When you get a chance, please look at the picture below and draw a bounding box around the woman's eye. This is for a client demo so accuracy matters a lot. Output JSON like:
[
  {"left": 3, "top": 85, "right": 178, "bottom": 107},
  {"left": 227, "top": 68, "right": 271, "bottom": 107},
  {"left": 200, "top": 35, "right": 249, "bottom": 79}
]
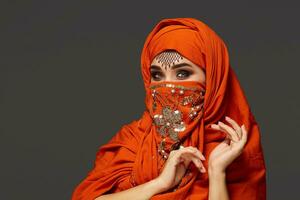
[
  {"left": 176, "top": 70, "right": 191, "bottom": 79},
  {"left": 151, "top": 71, "right": 163, "bottom": 81}
]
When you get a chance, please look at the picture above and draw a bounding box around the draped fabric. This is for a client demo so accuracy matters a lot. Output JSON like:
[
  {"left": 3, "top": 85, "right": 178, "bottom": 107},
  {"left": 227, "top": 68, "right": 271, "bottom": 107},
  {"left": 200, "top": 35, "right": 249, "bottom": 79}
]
[{"left": 71, "top": 18, "right": 266, "bottom": 200}]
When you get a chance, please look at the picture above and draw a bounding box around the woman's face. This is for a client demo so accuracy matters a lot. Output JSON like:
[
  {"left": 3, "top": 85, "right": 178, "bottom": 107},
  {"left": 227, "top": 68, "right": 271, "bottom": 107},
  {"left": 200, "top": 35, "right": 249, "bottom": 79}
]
[{"left": 150, "top": 51, "right": 206, "bottom": 84}]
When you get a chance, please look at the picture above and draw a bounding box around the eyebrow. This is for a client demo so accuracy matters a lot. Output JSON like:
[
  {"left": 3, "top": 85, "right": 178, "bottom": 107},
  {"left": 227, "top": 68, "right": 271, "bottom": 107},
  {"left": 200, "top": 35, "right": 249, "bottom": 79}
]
[{"left": 150, "top": 62, "right": 193, "bottom": 70}]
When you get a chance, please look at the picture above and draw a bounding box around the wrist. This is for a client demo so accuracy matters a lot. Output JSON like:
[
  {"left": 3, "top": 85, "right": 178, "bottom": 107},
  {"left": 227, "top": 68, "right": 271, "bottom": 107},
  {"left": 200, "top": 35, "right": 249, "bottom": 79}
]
[
  {"left": 148, "top": 177, "right": 168, "bottom": 195},
  {"left": 208, "top": 166, "right": 226, "bottom": 179}
]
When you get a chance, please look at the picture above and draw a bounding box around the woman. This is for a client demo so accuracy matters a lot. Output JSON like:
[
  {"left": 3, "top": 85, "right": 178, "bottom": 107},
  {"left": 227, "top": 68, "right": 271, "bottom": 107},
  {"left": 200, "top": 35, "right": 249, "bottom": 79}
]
[{"left": 71, "top": 17, "right": 266, "bottom": 200}]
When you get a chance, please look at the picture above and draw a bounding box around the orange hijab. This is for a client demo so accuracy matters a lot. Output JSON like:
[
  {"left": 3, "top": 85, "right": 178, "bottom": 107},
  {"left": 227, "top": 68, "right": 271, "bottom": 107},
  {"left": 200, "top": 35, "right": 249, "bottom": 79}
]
[{"left": 71, "top": 18, "right": 266, "bottom": 200}]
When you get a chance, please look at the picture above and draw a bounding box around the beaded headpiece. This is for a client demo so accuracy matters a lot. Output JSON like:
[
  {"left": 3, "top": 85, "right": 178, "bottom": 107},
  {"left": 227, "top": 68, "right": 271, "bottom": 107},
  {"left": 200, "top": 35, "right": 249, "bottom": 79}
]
[{"left": 154, "top": 50, "right": 184, "bottom": 70}]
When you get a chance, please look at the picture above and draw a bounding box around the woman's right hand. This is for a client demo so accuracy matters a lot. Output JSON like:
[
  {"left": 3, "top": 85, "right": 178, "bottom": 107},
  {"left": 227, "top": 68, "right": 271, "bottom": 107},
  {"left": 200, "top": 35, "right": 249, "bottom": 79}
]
[{"left": 155, "top": 146, "right": 206, "bottom": 192}]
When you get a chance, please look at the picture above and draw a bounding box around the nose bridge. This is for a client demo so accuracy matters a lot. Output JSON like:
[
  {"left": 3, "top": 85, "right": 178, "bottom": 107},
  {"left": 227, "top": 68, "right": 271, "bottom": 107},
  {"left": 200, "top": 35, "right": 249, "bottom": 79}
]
[
  {"left": 165, "top": 74, "right": 172, "bottom": 81},
  {"left": 164, "top": 68, "right": 173, "bottom": 81}
]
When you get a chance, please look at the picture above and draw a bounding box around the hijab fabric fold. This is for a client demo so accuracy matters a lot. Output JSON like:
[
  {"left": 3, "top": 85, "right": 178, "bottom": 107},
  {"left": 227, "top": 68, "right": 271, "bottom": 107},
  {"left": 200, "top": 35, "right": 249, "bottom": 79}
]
[{"left": 71, "top": 17, "right": 266, "bottom": 200}]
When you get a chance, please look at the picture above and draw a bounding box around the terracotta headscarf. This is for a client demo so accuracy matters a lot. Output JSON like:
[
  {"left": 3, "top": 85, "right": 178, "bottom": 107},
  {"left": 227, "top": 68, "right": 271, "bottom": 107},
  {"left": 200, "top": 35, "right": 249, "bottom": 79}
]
[{"left": 71, "top": 18, "right": 266, "bottom": 200}]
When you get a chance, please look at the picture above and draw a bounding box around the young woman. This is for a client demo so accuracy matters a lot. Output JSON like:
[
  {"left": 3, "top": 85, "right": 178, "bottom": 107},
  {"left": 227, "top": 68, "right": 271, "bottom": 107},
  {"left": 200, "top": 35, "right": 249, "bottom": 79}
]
[{"left": 71, "top": 17, "right": 266, "bottom": 200}]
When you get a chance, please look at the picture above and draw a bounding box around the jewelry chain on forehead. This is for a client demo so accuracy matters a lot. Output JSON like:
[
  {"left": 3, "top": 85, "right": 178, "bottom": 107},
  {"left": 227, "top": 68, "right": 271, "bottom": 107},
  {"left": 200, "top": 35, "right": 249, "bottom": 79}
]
[{"left": 154, "top": 50, "right": 184, "bottom": 70}]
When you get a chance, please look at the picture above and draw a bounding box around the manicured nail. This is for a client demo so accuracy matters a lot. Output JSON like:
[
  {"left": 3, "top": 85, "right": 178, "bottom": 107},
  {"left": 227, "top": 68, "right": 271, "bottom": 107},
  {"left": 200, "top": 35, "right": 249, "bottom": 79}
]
[
  {"left": 211, "top": 124, "right": 217, "bottom": 128},
  {"left": 200, "top": 154, "right": 206, "bottom": 160},
  {"left": 201, "top": 166, "right": 206, "bottom": 173}
]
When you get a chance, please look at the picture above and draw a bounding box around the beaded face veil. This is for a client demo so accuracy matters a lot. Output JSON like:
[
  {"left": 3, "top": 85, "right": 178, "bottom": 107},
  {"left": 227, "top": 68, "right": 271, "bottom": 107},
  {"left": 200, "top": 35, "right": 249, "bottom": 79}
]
[{"left": 148, "top": 50, "right": 206, "bottom": 162}]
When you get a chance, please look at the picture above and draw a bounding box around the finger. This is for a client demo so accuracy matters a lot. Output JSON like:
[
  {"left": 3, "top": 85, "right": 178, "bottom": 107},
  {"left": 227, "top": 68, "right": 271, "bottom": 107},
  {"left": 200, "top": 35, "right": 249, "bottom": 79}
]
[
  {"left": 215, "top": 121, "right": 236, "bottom": 140},
  {"left": 211, "top": 124, "right": 233, "bottom": 140},
  {"left": 187, "top": 146, "right": 206, "bottom": 161},
  {"left": 222, "top": 136, "right": 231, "bottom": 145},
  {"left": 211, "top": 124, "right": 228, "bottom": 135},
  {"left": 211, "top": 123, "right": 221, "bottom": 130},
  {"left": 181, "top": 146, "right": 205, "bottom": 161},
  {"left": 241, "top": 124, "right": 248, "bottom": 145},
  {"left": 225, "top": 116, "right": 242, "bottom": 139},
  {"left": 190, "top": 155, "right": 206, "bottom": 173},
  {"left": 218, "top": 121, "right": 240, "bottom": 142},
  {"left": 180, "top": 151, "right": 206, "bottom": 173},
  {"left": 179, "top": 148, "right": 204, "bottom": 166}
]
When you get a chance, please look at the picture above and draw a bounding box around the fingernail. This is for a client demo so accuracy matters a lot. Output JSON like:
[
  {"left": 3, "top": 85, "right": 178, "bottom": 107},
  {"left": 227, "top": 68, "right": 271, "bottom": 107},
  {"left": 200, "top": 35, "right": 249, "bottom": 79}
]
[
  {"left": 225, "top": 116, "right": 230, "bottom": 120},
  {"left": 201, "top": 166, "right": 206, "bottom": 173},
  {"left": 211, "top": 124, "right": 217, "bottom": 128}
]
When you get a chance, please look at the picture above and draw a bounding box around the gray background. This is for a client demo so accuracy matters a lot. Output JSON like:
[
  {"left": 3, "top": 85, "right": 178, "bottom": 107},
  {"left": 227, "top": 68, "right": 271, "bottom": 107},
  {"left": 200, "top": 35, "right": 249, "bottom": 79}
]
[{"left": 1, "top": 0, "right": 299, "bottom": 199}]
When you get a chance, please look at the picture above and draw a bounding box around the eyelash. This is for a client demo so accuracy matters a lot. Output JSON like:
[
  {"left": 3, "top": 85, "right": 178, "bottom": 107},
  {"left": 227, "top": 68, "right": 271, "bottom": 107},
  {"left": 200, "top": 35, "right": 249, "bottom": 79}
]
[
  {"left": 150, "top": 70, "right": 192, "bottom": 81},
  {"left": 151, "top": 71, "right": 163, "bottom": 81},
  {"left": 177, "top": 70, "right": 192, "bottom": 79}
]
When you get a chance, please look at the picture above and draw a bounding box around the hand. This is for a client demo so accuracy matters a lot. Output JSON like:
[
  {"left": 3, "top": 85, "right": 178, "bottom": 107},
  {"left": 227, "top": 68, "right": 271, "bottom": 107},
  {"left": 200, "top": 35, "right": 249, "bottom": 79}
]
[
  {"left": 155, "top": 146, "right": 206, "bottom": 192},
  {"left": 208, "top": 116, "right": 248, "bottom": 174}
]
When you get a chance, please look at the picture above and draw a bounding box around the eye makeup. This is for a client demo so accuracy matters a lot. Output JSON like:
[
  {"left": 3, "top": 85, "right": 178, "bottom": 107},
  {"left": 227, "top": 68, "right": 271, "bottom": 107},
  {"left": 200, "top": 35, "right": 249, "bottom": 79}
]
[
  {"left": 150, "top": 66, "right": 195, "bottom": 81},
  {"left": 151, "top": 70, "right": 164, "bottom": 81},
  {"left": 175, "top": 69, "right": 194, "bottom": 80}
]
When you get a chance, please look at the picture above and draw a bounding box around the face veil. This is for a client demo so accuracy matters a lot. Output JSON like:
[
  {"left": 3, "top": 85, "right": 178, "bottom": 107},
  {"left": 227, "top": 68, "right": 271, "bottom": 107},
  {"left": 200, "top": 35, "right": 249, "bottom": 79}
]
[
  {"left": 71, "top": 18, "right": 266, "bottom": 200},
  {"left": 148, "top": 80, "right": 205, "bottom": 161}
]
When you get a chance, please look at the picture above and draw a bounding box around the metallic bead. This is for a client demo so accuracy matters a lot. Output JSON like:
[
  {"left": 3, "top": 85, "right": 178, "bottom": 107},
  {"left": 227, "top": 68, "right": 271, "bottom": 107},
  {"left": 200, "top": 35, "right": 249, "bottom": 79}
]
[
  {"left": 193, "top": 111, "right": 197, "bottom": 115},
  {"left": 171, "top": 89, "right": 176, "bottom": 94},
  {"left": 179, "top": 90, "right": 184, "bottom": 95}
]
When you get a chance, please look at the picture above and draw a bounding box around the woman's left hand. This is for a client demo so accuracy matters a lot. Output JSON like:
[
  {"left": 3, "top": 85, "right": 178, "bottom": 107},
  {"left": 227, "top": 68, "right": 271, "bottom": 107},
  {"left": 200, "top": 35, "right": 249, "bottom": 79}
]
[{"left": 208, "top": 116, "right": 248, "bottom": 174}]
